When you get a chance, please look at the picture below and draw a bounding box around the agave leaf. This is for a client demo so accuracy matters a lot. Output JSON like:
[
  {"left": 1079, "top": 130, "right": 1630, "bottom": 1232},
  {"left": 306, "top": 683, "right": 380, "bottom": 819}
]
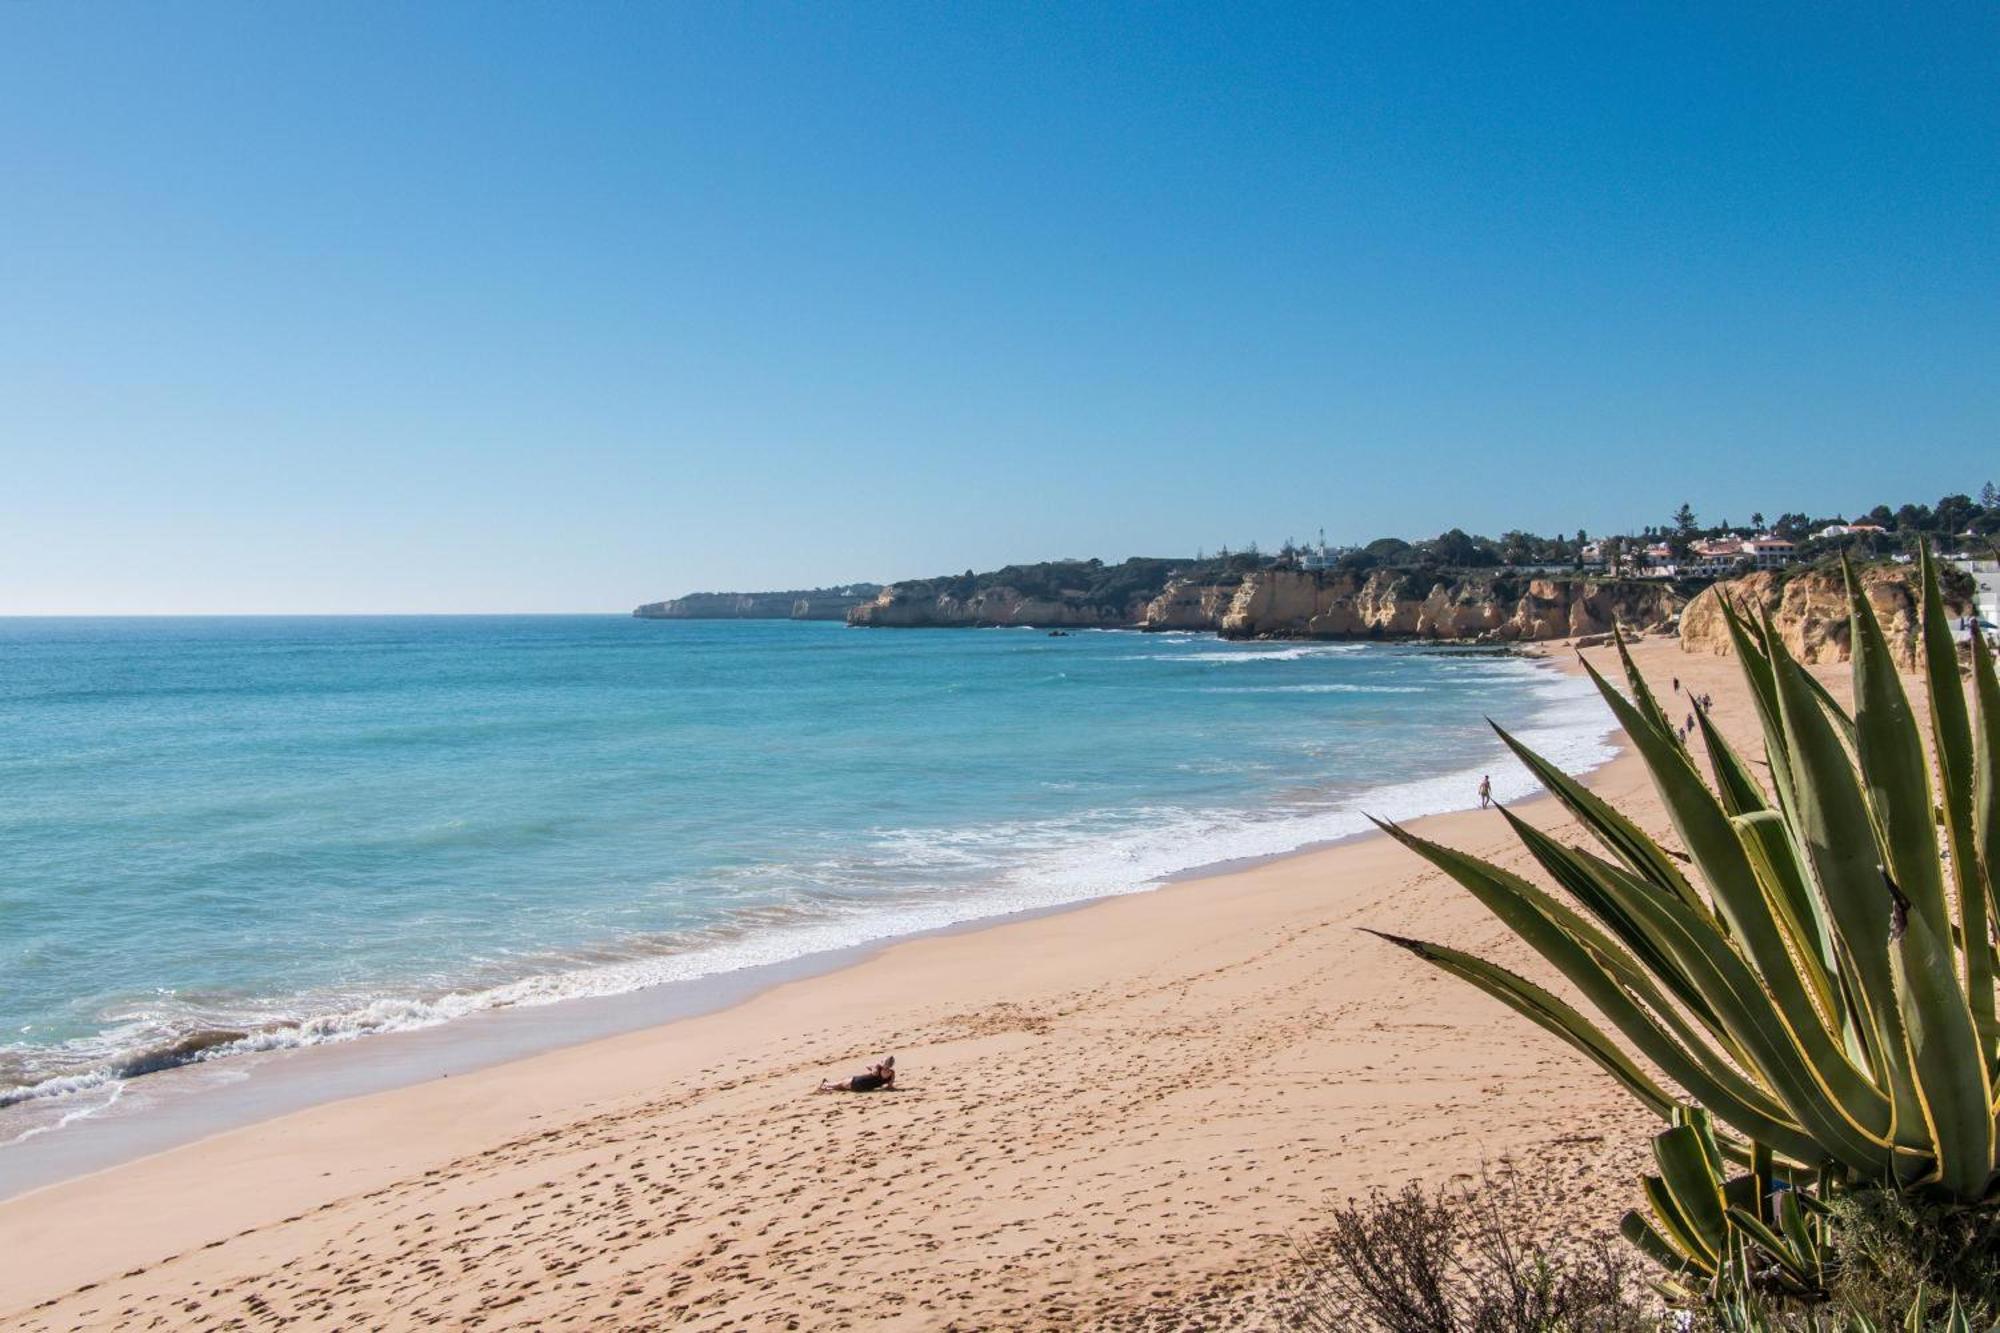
[
  {"left": 1718, "top": 593, "right": 1778, "bottom": 718},
  {"left": 1373, "top": 821, "right": 1828, "bottom": 1160},
  {"left": 1374, "top": 850, "right": 1828, "bottom": 1160},
  {"left": 1722, "top": 1205, "right": 1811, "bottom": 1286},
  {"left": 1578, "top": 655, "right": 1893, "bottom": 1151},
  {"left": 1694, "top": 704, "right": 1771, "bottom": 818},
  {"left": 1750, "top": 1138, "right": 1774, "bottom": 1222},
  {"left": 1496, "top": 806, "right": 1731, "bottom": 1044},
  {"left": 1621, "top": 1208, "right": 1703, "bottom": 1279},
  {"left": 1768, "top": 621, "right": 1929, "bottom": 1157},
  {"left": 1359, "top": 929, "right": 1679, "bottom": 1122},
  {"left": 1498, "top": 809, "right": 1862, "bottom": 1132},
  {"left": 1491, "top": 720, "right": 1702, "bottom": 910},
  {"left": 1800, "top": 660, "right": 1861, "bottom": 754},
  {"left": 1919, "top": 544, "right": 1982, "bottom": 923},
  {"left": 1655, "top": 1120, "right": 1729, "bottom": 1262},
  {"left": 1682, "top": 1103, "right": 1729, "bottom": 1187},
  {"left": 1775, "top": 1189, "right": 1822, "bottom": 1285},
  {"left": 1539, "top": 810, "right": 1896, "bottom": 1172},
  {"left": 1614, "top": 626, "right": 1678, "bottom": 742},
  {"left": 1848, "top": 557, "right": 1951, "bottom": 946},
  {"left": 1973, "top": 631, "right": 2000, "bottom": 1054},
  {"left": 1435, "top": 804, "right": 1885, "bottom": 1165},
  {"left": 1732, "top": 809, "right": 1844, "bottom": 1036},
  {"left": 1643, "top": 1171, "right": 1717, "bottom": 1271},
  {"left": 1887, "top": 874, "right": 1997, "bottom": 1199}
]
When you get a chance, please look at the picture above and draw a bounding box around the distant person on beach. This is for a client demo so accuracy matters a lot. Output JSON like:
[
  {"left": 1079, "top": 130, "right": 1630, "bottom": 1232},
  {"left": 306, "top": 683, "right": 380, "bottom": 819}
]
[
  {"left": 1478, "top": 775, "right": 1492, "bottom": 809},
  {"left": 817, "top": 1055, "right": 895, "bottom": 1093}
]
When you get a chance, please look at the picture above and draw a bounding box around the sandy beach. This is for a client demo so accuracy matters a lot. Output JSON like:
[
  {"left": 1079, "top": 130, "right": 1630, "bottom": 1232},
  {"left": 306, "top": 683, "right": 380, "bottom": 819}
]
[{"left": 0, "top": 636, "right": 1826, "bottom": 1330}]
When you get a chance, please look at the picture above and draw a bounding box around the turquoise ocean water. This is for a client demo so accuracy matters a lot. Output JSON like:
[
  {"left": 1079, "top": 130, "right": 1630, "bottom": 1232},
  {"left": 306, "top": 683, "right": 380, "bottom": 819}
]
[{"left": 0, "top": 616, "right": 1612, "bottom": 1144}]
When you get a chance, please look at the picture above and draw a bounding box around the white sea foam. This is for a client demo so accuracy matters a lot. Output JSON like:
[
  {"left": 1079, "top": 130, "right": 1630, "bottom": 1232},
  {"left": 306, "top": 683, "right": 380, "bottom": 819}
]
[
  {"left": 2, "top": 1080, "right": 124, "bottom": 1147},
  {"left": 1147, "top": 644, "right": 1373, "bottom": 663},
  {"left": 1199, "top": 683, "right": 1430, "bottom": 694}
]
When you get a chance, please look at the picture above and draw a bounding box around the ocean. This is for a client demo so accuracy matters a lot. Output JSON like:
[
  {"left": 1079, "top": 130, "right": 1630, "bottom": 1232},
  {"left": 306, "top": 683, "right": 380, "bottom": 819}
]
[{"left": 0, "top": 615, "right": 1613, "bottom": 1154}]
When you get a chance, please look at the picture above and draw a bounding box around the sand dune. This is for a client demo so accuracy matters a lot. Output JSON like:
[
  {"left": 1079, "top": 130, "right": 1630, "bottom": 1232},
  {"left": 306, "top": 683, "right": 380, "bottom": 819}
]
[{"left": 0, "top": 637, "right": 1817, "bottom": 1330}]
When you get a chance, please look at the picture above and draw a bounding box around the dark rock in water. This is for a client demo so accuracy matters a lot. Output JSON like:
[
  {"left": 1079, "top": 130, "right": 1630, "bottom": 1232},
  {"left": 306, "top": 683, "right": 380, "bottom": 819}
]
[{"left": 113, "top": 1028, "right": 251, "bottom": 1079}]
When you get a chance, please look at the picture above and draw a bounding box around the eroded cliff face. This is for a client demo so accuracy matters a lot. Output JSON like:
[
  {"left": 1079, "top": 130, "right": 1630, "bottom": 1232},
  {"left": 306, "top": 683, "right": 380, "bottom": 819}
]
[
  {"left": 1189, "top": 569, "right": 1682, "bottom": 641},
  {"left": 1679, "top": 566, "right": 1963, "bottom": 665},
  {"left": 1136, "top": 579, "right": 1241, "bottom": 631},
  {"left": 850, "top": 567, "right": 1682, "bottom": 641}
]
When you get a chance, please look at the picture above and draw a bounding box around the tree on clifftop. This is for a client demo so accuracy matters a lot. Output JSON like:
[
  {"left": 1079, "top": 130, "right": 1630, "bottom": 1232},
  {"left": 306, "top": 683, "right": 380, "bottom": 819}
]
[
  {"left": 1667, "top": 503, "right": 1698, "bottom": 559},
  {"left": 1422, "top": 528, "right": 1499, "bottom": 568},
  {"left": 1934, "top": 493, "right": 1978, "bottom": 535}
]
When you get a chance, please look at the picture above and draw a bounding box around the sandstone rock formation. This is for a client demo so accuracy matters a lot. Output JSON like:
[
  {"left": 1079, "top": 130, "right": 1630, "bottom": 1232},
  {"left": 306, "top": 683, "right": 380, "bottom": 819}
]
[
  {"left": 1191, "top": 569, "right": 1681, "bottom": 642},
  {"left": 1679, "top": 565, "right": 1966, "bottom": 665}
]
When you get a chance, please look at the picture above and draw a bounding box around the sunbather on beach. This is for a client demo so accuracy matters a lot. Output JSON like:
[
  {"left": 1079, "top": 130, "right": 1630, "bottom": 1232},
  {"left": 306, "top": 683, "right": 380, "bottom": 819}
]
[{"left": 817, "top": 1055, "right": 895, "bottom": 1093}]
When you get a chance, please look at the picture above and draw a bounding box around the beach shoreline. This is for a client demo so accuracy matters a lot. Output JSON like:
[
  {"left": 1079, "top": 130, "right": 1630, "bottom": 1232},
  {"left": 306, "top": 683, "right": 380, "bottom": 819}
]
[
  {"left": 0, "top": 641, "right": 1609, "bottom": 1200},
  {"left": 0, "top": 633, "right": 1773, "bottom": 1330}
]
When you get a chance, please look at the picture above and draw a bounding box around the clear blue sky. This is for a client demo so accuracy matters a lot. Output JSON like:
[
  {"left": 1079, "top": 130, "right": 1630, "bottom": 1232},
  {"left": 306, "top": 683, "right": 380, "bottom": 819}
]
[{"left": 4, "top": 3, "right": 1995, "bottom": 613}]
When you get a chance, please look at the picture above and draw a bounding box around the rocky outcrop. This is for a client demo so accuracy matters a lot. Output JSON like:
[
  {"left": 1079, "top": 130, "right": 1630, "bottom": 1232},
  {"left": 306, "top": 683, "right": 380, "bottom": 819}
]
[
  {"left": 1680, "top": 566, "right": 1967, "bottom": 664},
  {"left": 1128, "top": 579, "right": 1239, "bottom": 631},
  {"left": 635, "top": 587, "right": 880, "bottom": 620},
  {"left": 851, "top": 566, "right": 1683, "bottom": 641}
]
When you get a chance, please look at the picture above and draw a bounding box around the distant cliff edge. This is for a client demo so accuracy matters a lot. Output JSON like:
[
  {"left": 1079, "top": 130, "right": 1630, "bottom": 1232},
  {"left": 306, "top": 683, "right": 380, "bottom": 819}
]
[
  {"left": 634, "top": 586, "right": 882, "bottom": 620},
  {"left": 846, "top": 559, "right": 1687, "bottom": 642},
  {"left": 643, "top": 559, "right": 1974, "bottom": 658}
]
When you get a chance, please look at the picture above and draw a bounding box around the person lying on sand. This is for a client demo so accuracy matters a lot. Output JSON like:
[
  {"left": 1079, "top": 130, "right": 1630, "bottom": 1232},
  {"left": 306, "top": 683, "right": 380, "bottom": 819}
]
[{"left": 816, "top": 1055, "right": 895, "bottom": 1093}]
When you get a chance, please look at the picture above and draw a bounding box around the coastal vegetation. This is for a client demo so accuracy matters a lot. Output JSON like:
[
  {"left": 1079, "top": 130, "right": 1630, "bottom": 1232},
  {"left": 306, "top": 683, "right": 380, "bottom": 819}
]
[
  {"left": 1281, "top": 1174, "right": 1652, "bottom": 1332},
  {"left": 1369, "top": 546, "right": 2000, "bottom": 1328},
  {"left": 872, "top": 553, "right": 1267, "bottom": 617}
]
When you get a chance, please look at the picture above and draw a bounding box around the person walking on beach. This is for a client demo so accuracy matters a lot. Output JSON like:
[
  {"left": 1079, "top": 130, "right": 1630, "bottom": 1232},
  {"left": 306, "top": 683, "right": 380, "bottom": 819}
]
[
  {"left": 1478, "top": 775, "right": 1492, "bottom": 809},
  {"left": 817, "top": 1055, "right": 896, "bottom": 1093}
]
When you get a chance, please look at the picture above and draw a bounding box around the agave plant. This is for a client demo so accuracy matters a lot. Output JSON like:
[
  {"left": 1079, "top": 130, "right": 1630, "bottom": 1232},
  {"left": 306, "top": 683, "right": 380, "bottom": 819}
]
[
  {"left": 1370, "top": 547, "right": 1998, "bottom": 1234},
  {"left": 1617, "top": 1104, "right": 1833, "bottom": 1304}
]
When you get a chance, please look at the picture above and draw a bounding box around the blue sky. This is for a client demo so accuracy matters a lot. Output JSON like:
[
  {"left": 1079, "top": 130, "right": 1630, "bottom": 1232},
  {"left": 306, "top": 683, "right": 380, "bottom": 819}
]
[{"left": 4, "top": 3, "right": 1995, "bottom": 613}]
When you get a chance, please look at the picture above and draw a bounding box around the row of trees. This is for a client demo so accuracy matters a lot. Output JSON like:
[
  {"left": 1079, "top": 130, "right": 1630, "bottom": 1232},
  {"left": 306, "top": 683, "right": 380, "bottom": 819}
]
[{"left": 1240, "top": 486, "right": 2000, "bottom": 575}]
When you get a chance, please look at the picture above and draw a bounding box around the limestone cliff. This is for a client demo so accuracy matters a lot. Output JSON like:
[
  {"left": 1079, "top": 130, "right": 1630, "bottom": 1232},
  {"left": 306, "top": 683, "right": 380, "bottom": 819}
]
[
  {"left": 846, "top": 585, "right": 1153, "bottom": 629},
  {"left": 635, "top": 587, "right": 880, "bottom": 620},
  {"left": 851, "top": 566, "right": 1683, "bottom": 641},
  {"left": 1140, "top": 579, "right": 1241, "bottom": 631},
  {"left": 1181, "top": 569, "right": 1682, "bottom": 641},
  {"left": 1679, "top": 565, "right": 1968, "bottom": 664}
]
